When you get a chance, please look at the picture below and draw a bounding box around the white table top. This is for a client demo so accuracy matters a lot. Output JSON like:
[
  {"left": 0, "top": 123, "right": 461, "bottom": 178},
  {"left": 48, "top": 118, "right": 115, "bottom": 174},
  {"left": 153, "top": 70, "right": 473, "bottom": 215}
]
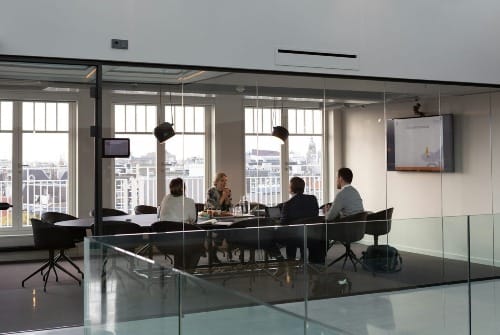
[
  {"left": 55, "top": 214, "right": 159, "bottom": 228},
  {"left": 54, "top": 213, "right": 251, "bottom": 228}
]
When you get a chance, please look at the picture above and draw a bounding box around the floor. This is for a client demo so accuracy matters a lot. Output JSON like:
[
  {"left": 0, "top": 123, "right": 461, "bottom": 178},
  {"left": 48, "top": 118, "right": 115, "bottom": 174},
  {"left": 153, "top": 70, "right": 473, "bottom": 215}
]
[
  {"left": 13, "top": 280, "right": 500, "bottom": 335},
  {"left": 1, "top": 244, "right": 499, "bottom": 335}
]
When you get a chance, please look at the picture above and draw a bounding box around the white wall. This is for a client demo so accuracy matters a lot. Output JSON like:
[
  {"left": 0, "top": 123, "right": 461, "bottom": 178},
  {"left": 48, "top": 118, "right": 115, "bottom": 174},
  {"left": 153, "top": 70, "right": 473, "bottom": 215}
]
[
  {"left": 343, "top": 91, "right": 500, "bottom": 264},
  {"left": 213, "top": 95, "right": 245, "bottom": 202},
  {"left": 2, "top": 1, "right": 500, "bottom": 84}
]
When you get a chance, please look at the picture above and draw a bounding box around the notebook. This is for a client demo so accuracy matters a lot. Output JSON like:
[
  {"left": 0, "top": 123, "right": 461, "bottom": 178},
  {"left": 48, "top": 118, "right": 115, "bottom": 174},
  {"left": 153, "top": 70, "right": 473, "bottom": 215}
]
[{"left": 265, "top": 206, "right": 281, "bottom": 219}]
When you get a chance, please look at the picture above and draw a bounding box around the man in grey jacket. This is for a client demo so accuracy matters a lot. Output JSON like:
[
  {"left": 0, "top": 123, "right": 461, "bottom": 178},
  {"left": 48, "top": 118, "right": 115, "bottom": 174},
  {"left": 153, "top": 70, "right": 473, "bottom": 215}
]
[{"left": 325, "top": 167, "right": 364, "bottom": 221}]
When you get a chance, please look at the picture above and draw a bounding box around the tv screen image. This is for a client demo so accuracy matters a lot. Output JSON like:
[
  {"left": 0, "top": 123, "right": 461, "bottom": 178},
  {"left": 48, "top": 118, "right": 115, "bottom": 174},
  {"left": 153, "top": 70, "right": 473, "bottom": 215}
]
[
  {"left": 387, "top": 115, "right": 454, "bottom": 172},
  {"left": 102, "top": 138, "right": 130, "bottom": 158}
]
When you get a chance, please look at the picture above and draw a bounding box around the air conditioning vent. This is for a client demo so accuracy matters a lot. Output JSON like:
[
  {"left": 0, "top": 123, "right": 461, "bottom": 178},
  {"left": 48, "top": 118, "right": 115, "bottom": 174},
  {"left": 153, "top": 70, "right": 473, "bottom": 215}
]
[{"left": 275, "top": 48, "right": 359, "bottom": 71}]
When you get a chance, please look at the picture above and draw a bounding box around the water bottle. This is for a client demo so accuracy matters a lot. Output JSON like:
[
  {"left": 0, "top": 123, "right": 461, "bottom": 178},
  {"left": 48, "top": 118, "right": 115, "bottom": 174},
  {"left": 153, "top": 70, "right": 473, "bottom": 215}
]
[{"left": 241, "top": 196, "right": 249, "bottom": 214}]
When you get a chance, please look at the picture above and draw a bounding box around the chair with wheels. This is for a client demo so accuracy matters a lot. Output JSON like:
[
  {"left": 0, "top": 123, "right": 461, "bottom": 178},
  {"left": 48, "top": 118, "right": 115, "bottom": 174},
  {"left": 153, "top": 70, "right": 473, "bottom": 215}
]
[
  {"left": 22, "top": 218, "right": 81, "bottom": 292},
  {"left": 326, "top": 212, "right": 368, "bottom": 271},
  {"left": 134, "top": 205, "right": 158, "bottom": 215},
  {"left": 41, "top": 211, "right": 84, "bottom": 278},
  {"left": 365, "top": 208, "right": 394, "bottom": 246}
]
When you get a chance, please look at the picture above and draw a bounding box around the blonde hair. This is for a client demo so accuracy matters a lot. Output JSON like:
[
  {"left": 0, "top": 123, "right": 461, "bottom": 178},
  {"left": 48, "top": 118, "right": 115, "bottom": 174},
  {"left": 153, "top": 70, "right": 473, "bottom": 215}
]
[{"left": 213, "top": 172, "right": 227, "bottom": 186}]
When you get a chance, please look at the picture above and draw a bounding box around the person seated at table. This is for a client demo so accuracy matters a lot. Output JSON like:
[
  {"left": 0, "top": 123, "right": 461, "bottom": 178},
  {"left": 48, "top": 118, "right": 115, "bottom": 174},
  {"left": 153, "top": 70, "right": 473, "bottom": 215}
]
[
  {"left": 159, "top": 178, "right": 197, "bottom": 223},
  {"left": 324, "top": 167, "right": 364, "bottom": 221},
  {"left": 206, "top": 172, "right": 232, "bottom": 211},
  {"left": 280, "top": 177, "right": 319, "bottom": 261}
]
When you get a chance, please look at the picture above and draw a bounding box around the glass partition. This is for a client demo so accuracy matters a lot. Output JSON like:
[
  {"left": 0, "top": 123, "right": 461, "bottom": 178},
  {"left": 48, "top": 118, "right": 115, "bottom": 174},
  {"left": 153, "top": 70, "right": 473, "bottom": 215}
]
[
  {"left": 85, "top": 212, "right": 500, "bottom": 335},
  {"left": 1, "top": 57, "right": 499, "bottom": 335},
  {"left": 85, "top": 233, "right": 344, "bottom": 335}
]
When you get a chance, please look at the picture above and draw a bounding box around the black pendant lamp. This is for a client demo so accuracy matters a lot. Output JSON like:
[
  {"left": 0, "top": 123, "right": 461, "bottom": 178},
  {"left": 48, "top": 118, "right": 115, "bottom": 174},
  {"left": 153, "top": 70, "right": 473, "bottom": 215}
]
[
  {"left": 154, "top": 87, "right": 175, "bottom": 143},
  {"left": 0, "top": 202, "right": 12, "bottom": 210},
  {"left": 271, "top": 97, "right": 288, "bottom": 143},
  {"left": 272, "top": 125, "right": 289, "bottom": 143},
  {"left": 154, "top": 122, "right": 175, "bottom": 143}
]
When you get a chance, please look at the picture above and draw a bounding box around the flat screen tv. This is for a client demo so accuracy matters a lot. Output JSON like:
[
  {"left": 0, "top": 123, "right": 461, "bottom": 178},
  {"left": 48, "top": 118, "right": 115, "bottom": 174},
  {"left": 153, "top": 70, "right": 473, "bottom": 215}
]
[
  {"left": 387, "top": 114, "right": 454, "bottom": 172},
  {"left": 102, "top": 138, "right": 130, "bottom": 158}
]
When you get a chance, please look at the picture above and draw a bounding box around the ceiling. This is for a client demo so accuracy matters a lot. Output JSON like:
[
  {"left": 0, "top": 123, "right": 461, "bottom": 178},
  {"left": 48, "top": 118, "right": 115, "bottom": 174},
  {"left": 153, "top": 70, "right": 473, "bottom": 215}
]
[{"left": 0, "top": 61, "right": 496, "bottom": 107}]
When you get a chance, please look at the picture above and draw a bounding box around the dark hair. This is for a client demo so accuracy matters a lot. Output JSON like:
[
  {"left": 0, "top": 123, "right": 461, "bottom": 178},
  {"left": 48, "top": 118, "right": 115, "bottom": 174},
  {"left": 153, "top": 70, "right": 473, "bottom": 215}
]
[
  {"left": 338, "top": 168, "right": 353, "bottom": 184},
  {"left": 290, "top": 177, "right": 305, "bottom": 194},
  {"left": 169, "top": 178, "right": 184, "bottom": 197}
]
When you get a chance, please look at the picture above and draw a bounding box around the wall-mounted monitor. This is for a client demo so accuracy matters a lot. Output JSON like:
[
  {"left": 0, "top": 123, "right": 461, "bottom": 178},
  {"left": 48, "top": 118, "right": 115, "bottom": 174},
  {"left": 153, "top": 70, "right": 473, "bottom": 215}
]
[
  {"left": 102, "top": 138, "right": 130, "bottom": 158},
  {"left": 387, "top": 114, "right": 454, "bottom": 172}
]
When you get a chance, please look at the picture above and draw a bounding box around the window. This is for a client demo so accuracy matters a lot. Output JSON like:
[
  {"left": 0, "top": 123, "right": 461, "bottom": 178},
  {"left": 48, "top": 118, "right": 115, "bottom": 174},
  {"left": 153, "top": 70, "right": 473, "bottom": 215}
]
[
  {"left": 0, "top": 101, "right": 13, "bottom": 228},
  {"left": 244, "top": 105, "right": 324, "bottom": 206},
  {"left": 164, "top": 105, "right": 206, "bottom": 203},
  {"left": 244, "top": 107, "right": 282, "bottom": 206},
  {"left": 114, "top": 104, "right": 158, "bottom": 212},
  {"left": 288, "top": 108, "right": 323, "bottom": 204},
  {"left": 22, "top": 102, "right": 71, "bottom": 226}
]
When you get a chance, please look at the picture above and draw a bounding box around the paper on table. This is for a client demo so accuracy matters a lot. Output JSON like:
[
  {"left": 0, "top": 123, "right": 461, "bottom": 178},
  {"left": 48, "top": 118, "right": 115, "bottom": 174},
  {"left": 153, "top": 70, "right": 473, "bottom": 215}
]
[
  {"left": 213, "top": 221, "right": 233, "bottom": 226},
  {"left": 199, "top": 218, "right": 217, "bottom": 224}
]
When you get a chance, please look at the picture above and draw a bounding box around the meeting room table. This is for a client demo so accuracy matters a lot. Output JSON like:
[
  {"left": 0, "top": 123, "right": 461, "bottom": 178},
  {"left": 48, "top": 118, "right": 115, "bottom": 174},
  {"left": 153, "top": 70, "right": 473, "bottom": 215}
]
[
  {"left": 54, "top": 213, "right": 256, "bottom": 229},
  {"left": 54, "top": 213, "right": 260, "bottom": 267}
]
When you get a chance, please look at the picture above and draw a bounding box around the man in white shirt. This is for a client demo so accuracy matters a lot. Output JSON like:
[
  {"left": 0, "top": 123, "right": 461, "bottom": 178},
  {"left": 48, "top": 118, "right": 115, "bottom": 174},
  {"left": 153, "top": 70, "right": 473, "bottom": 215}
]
[{"left": 325, "top": 168, "right": 364, "bottom": 222}]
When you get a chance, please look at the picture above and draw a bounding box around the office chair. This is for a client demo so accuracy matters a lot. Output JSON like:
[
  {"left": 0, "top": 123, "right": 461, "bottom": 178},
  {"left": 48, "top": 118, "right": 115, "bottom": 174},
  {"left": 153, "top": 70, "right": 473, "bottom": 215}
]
[
  {"left": 22, "top": 218, "right": 81, "bottom": 292},
  {"left": 326, "top": 212, "right": 368, "bottom": 271},
  {"left": 195, "top": 203, "right": 205, "bottom": 212},
  {"left": 99, "top": 220, "right": 147, "bottom": 287},
  {"left": 40, "top": 211, "right": 84, "bottom": 278},
  {"left": 91, "top": 208, "right": 128, "bottom": 217},
  {"left": 365, "top": 208, "right": 394, "bottom": 246},
  {"left": 285, "top": 216, "right": 327, "bottom": 265},
  {"left": 150, "top": 221, "right": 206, "bottom": 271},
  {"left": 134, "top": 205, "right": 157, "bottom": 215},
  {"left": 225, "top": 218, "right": 279, "bottom": 263}
]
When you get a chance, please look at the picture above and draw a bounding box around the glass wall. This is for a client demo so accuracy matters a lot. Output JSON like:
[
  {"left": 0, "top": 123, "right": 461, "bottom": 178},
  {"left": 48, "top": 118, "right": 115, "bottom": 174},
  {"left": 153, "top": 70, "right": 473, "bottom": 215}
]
[{"left": 0, "top": 57, "right": 500, "bottom": 334}]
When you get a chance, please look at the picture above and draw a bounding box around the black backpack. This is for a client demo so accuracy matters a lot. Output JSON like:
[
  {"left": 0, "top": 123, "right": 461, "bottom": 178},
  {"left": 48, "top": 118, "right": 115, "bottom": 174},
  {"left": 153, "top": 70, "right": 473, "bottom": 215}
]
[{"left": 361, "top": 245, "right": 402, "bottom": 273}]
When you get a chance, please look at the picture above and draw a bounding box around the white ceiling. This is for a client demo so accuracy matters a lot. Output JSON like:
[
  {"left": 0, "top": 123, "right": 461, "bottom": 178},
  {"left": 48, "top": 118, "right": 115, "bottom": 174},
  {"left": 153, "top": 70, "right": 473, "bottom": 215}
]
[{"left": 0, "top": 62, "right": 496, "bottom": 106}]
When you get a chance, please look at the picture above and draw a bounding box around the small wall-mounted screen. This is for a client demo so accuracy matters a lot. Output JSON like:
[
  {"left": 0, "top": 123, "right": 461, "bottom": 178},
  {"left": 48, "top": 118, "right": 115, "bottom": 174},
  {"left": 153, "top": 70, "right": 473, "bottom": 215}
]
[{"left": 102, "top": 138, "right": 130, "bottom": 158}]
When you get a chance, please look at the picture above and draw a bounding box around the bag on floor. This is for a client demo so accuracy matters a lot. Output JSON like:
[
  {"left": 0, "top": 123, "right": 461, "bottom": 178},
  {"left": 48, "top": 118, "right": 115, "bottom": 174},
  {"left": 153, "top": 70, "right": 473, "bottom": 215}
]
[{"left": 361, "top": 245, "right": 402, "bottom": 273}]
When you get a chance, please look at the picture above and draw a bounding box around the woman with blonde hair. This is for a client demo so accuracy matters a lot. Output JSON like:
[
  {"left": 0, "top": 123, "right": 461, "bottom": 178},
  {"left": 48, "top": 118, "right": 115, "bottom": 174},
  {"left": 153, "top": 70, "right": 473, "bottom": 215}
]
[{"left": 206, "top": 172, "right": 232, "bottom": 211}]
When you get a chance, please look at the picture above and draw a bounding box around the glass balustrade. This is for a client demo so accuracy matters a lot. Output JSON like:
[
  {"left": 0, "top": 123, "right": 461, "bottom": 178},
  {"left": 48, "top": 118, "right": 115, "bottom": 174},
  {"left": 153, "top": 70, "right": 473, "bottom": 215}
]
[{"left": 85, "top": 214, "right": 500, "bottom": 335}]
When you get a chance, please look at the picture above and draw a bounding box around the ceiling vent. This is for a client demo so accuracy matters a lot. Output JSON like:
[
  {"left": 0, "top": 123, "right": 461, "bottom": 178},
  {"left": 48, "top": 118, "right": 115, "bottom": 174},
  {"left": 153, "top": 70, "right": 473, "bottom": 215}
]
[{"left": 275, "top": 48, "right": 359, "bottom": 71}]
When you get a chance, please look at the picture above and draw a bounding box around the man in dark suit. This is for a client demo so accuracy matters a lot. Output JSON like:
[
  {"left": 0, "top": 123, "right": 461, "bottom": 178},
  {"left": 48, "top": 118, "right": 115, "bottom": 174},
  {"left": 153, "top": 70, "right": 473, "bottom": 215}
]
[{"left": 281, "top": 177, "right": 319, "bottom": 261}]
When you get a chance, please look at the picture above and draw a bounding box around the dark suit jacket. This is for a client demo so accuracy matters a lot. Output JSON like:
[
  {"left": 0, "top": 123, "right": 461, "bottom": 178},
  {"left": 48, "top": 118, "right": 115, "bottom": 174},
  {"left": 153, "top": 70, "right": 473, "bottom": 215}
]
[{"left": 280, "top": 193, "right": 319, "bottom": 225}]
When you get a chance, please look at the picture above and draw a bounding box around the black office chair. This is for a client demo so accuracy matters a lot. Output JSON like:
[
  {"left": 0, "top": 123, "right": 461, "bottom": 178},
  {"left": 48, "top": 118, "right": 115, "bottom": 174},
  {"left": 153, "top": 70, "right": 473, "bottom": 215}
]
[
  {"left": 98, "top": 220, "right": 147, "bottom": 286},
  {"left": 195, "top": 203, "right": 205, "bottom": 213},
  {"left": 365, "top": 208, "right": 394, "bottom": 246},
  {"left": 22, "top": 218, "right": 81, "bottom": 291},
  {"left": 91, "top": 208, "right": 128, "bottom": 217},
  {"left": 134, "top": 205, "right": 157, "bottom": 215},
  {"left": 326, "top": 212, "right": 368, "bottom": 271},
  {"left": 40, "top": 211, "right": 84, "bottom": 278},
  {"left": 285, "top": 216, "right": 327, "bottom": 264},
  {"left": 150, "top": 221, "right": 206, "bottom": 270},
  {"left": 225, "top": 218, "right": 279, "bottom": 263}
]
